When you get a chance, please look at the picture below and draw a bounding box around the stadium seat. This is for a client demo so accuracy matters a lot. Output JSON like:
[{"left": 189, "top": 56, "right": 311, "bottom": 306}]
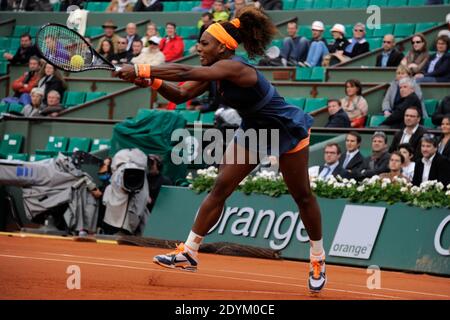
[
  {"left": 199, "top": 112, "right": 216, "bottom": 125},
  {"left": 414, "top": 22, "right": 437, "bottom": 33},
  {"left": 407, "top": 0, "right": 424, "bottom": 6},
  {"left": 6, "top": 153, "right": 28, "bottom": 161},
  {"left": 313, "top": 0, "right": 331, "bottom": 9},
  {"left": 184, "top": 39, "right": 197, "bottom": 55},
  {"left": 179, "top": 110, "right": 200, "bottom": 124},
  {"left": 28, "top": 26, "right": 39, "bottom": 37},
  {"left": 424, "top": 99, "right": 438, "bottom": 116},
  {"left": 85, "top": 92, "right": 107, "bottom": 102},
  {"left": 369, "top": 0, "right": 388, "bottom": 6},
  {"left": 35, "top": 136, "right": 69, "bottom": 156},
  {"left": 0, "top": 134, "right": 24, "bottom": 158},
  {"left": 271, "top": 39, "right": 283, "bottom": 48},
  {"left": 295, "top": 67, "right": 312, "bottom": 81},
  {"left": 295, "top": 0, "right": 314, "bottom": 9},
  {"left": 175, "top": 103, "right": 187, "bottom": 110},
  {"left": 9, "top": 38, "right": 20, "bottom": 52},
  {"left": 164, "top": 2, "right": 179, "bottom": 11},
  {"left": 85, "top": 26, "right": 104, "bottom": 38},
  {"left": 424, "top": 117, "right": 435, "bottom": 129},
  {"left": 0, "top": 62, "right": 8, "bottom": 75},
  {"left": 29, "top": 154, "right": 52, "bottom": 161},
  {"left": 0, "top": 37, "right": 10, "bottom": 48},
  {"left": 178, "top": 26, "right": 197, "bottom": 39},
  {"left": 331, "top": 0, "right": 350, "bottom": 8},
  {"left": 368, "top": 115, "right": 386, "bottom": 127},
  {"left": 349, "top": 0, "right": 368, "bottom": 7},
  {"left": 387, "top": 0, "right": 408, "bottom": 6},
  {"left": 179, "top": 1, "right": 195, "bottom": 11},
  {"left": 393, "top": 23, "right": 415, "bottom": 38},
  {"left": 0, "top": 102, "right": 8, "bottom": 113},
  {"left": 65, "top": 137, "right": 92, "bottom": 154},
  {"left": 297, "top": 25, "right": 311, "bottom": 38},
  {"left": 12, "top": 25, "right": 29, "bottom": 37},
  {"left": 285, "top": 97, "right": 306, "bottom": 109},
  {"left": 283, "top": 0, "right": 297, "bottom": 10},
  {"left": 90, "top": 138, "right": 111, "bottom": 152},
  {"left": 372, "top": 24, "right": 394, "bottom": 37},
  {"left": 367, "top": 38, "right": 382, "bottom": 50},
  {"left": 310, "top": 67, "right": 326, "bottom": 82},
  {"left": 64, "top": 92, "right": 86, "bottom": 107},
  {"left": 304, "top": 98, "right": 328, "bottom": 113},
  {"left": 7, "top": 103, "right": 24, "bottom": 114}
]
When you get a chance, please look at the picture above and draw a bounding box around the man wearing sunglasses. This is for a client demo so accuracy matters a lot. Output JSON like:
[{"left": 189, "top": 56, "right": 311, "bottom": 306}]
[
  {"left": 376, "top": 34, "right": 404, "bottom": 68},
  {"left": 343, "top": 23, "right": 369, "bottom": 59}
]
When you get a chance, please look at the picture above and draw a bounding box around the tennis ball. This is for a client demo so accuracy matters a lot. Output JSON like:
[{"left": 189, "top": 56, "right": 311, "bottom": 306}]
[{"left": 70, "top": 54, "right": 84, "bottom": 68}]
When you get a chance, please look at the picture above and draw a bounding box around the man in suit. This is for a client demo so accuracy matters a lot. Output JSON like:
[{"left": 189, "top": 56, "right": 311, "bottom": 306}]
[
  {"left": 309, "top": 143, "right": 345, "bottom": 180},
  {"left": 357, "top": 131, "right": 391, "bottom": 180},
  {"left": 125, "top": 23, "right": 141, "bottom": 52},
  {"left": 375, "top": 34, "right": 404, "bottom": 68},
  {"left": 415, "top": 35, "right": 450, "bottom": 83},
  {"left": 412, "top": 134, "right": 450, "bottom": 186},
  {"left": 341, "top": 131, "right": 364, "bottom": 178},
  {"left": 389, "top": 106, "right": 427, "bottom": 160},
  {"left": 325, "top": 99, "right": 351, "bottom": 128}
]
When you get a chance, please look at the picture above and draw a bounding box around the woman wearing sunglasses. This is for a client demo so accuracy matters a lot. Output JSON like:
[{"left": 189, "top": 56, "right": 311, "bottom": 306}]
[{"left": 400, "top": 33, "right": 430, "bottom": 75}]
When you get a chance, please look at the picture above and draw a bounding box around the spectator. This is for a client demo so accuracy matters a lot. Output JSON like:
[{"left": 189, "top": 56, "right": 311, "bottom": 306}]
[
  {"left": 59, "top": 0, "right": 83, "bottom": 11},
  {"left": 35, "top": 62, "right": 67, "bottom": 105},
  {"left": 303, "top": 21, "right": 328, "bottom": 67},
  {"left": 98, "top": 39, "right": 115, "bottom": 62},
  {"left": 141, "top": 22, "right": 160, "bottom": 50},
  {"left": 280, "top": 21, "right": 309, "bottom": 67},
  {"left": 324, "top": 24, "right": 349, "bottom": 66},
  {"left": 342, "top": 23, "right": 369, "bottom": 59},
  {"left": 230, "top": 0, "right": 246, "bottom": 19},
  {"left": 198, "top": 12, "right": 215, "bottom": 43},
  {"left": 341, "top": 131, "right": 364, "bottom": 174},
  {"left": 379, "top": 151, "right": 409, "bottom": 182},
  {"left": 97, "top": 20, "right": 120, "bottom": 54},
  {"left": 401, "top": 33, "right": 429, "bottom": 75},
  {"left": 125, "top": 23, "right": 141, "bottom": 52},
  {"left": 382, "top": 64, "right": 425, "bottom": 118},
  {"left": 432, "top": 95, "right": 450, "bottom": 126},
  {"left": 389, "top": 106, "right": 427, "bottom": 159},
  {"left": 146, "top": 154, "right": 172, "bottom": 212},
  {"left": 398, "top": 143, "right": 416, "bottom": 181},
  {"left": 22, "top": 87, "right": 44, "bottom": 117},
  {"left": 160, "top": 22, "right": 184, "bottom": 62},
  {"left": 325, "top": 99, "right": 351, "bottom": 128},
  {"left": 40, "top": 90, "right": 63, "bottom": 117},
  {"left": 132, "top": 36, "right": 165, "bottom": 66},
  {"left": 3, "top": 33, "right": 38, "bottom": 65},
  {"left": 412, "top": 134, "right": 450, "bottom": 186},
  {"left": 376, "top": 34, "right": 404, "bottom": 67},
  {"left": 212, "top": 0, "right": 230, "bottom": 22},
  {"left": 134, "top": 0, "right": 163, "bottom": 12},
  {"left": 340, "top": 79, "right": 368, "bottom": 128},
  {"left": 254, "top": 0, "right": 282, "bottom": 10},
  {"left": 415, "top": 35, "right": 450, "bottom": 83},
  {"left": 111, "top": 38, "right": 133, "bottom": 64},
  {"left": 2, "top": 56, "right": 40, "bottom": 106},
  {"left": 192, "top": 0, "right": 215, "bottom": 12},
  {"left": 309, "top": 143, "right": 345, "bottom": 180},
  {"left": 381, "top": 77, "right": 423, "bottom": 129},
  {"left": 130, "top": 39, "right": 144, "bottom": 60},
  {"left": 358, "top": 131, "right": 390, "bottom": 180},
  {"left": 437, "top": 115, "right": 450, "bottom": 161},
  {"left": 106, "top": 0, "right": 134, "bottom": 12}
]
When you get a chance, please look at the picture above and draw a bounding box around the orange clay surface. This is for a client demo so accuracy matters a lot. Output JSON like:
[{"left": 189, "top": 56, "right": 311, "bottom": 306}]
[{"left": 0, "top": 234, "right": 449, "bottom": 300}]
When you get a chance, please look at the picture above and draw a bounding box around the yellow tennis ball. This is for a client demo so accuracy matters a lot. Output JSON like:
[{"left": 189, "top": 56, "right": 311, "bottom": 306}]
[{"left": 70, "top": 55, "right": 84, "bottom": 68}]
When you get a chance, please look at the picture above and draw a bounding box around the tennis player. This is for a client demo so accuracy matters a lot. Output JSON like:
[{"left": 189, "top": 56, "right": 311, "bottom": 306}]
[{"left": 115, "top": 6, "right": 326, "bottom": 293}]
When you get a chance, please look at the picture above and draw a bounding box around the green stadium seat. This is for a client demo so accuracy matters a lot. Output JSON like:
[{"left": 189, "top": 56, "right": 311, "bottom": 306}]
[
  {"left": 271, "top": 39, "right": 283, "bottom": 48},
  {"left": 85, "top": 92, "right": 107, "bottom": 102},
  {"left": 283, "top": 0, "right": 297, "bottom": 9},
  {"left": 367, "top": 37, "right": 382, "bottom": 50},
  {"left": 86, "top": 2, "right": 108, "bottom": 11},
  {"left": 393, "top": 23, "right": 415, "bottom": 38},
  {"left": 28, "top": 26, "right": 39, "bottom": 38},
  {"left": 310, "top": 67, "right": 325, "bottom": 82},
  {"left": 424, "top": 117, "right": 435, "bottom": 129},
  {"left": 179, "top": 110, "right": 200, "bottom": 124},
  {"left": 350, "top": 0, "right": 368, "bottom": 7},
  {"left": 313, "top": 0, "right": 331, "bottom": 9},
  {"left": 424, "top": 99, "right": 438, "bottom": 116},
  {"left": 85, "top": 26, "right": 104, "bottom": 38},
  {"left": 415, "top": 22, "right": 437, "bottom": 33},
  {"left": 29, "top": 154, "right": 52, "bottom": 161},
  {"left": 304, "top": 98, "right": 328, "bottom": 113},
  {"left": 295, "top": 67, "right": 312, "bottom": 81},
  {"left": 323, "top": 25, "right": 333, "bottom": 39},
  {"left": 64, "top": 92, "right": 86, "bottom": 107},
  {"left": 0, "top": 62, "right": 8, "bottom": 75},
  {"left": 407, "top": 0, "right": 424, "bottom": 5},
  {"left": 0, "top": 37, "right": 10, "bottom": 48},
  {"left": 7, "top": 103, "right": 24, "bottom": 114},
  {"left": 0, "top": 134, "right": 24, "bottom": 158},
  {"left": 12, "top": 25, "right": 29, "bottom": 37},
  {"left": 372, "top": 24, "right": 394, "bottom": 37},
  {"left": 52, "top": 2, "right": 60, "bottom": 11},
  {"left": 179, "top": 1, "right": 195, "bottom": 11},
  {"left": 175, "top": 103, "right": 187, "bottom": 110},
  {"left": 0, "top": 103, "right": 8, "bottom": 113},
  {"left": 35, "top": 136, "right": 69, "bottom": 156},
  {"left": 285, "top": 97, "right": 306, "bottom": 109},
  {"left": 369, "top": 0, "right": 387, "bottom": 6},
  {"left": 298, "top": 25, "right": 311, "bottom": 38},
  {"left": 65, "top": 137, "right": 92, "bottom": 154},
  {"left": 6, "top": 153, "right": 28, "bottom": 161},
  {"left": 331, "top": 0, "right": 350, "bottom": 8},
  {"left": 199, "top": 112, "right": 216, "bottom": 125},
  {"left": 9, "top": 38, "right": 20, "bottom": 52},
  {"left": 164, "top": 2, "right": 179, "bottom": 11},
  {"left": 387, "top": 0, "right": 408, "bottom": 6},
  {"left": 179, "top": 26, "right": 198, "bottom": 39},
  {"left": 368, "top": 115, "right": 386, "bottom": 127},
  {"left": 90, "top": 138, "right": 111, "bottom": 152},
  {"left": 295, "top": 0, "right": 314, "bottom": 9}
]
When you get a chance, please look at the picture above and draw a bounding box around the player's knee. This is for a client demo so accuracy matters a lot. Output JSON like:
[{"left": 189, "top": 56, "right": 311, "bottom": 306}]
[
  {"left": 292, "top": 188, "right": 314, "bottom": 207},
  {"left": 209, "top": 179, "right": 234, "bottom": 201}
]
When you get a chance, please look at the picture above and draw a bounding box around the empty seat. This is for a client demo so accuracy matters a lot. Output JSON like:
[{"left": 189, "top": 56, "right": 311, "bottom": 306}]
[
  {"left": 310, "top": 67, "right": 326, "bottom": 82},
  {"left": 367, "top": 37, "right": 382, "bottom": 50},
  {"left": 423, "top": 117, "right": 435, "bottom": 129},
  {"left": 0, "top": 62, "right": 8, "bottom": 75},
  {"left": 415, "top": 22, "right": 437, "bottom": 33},
  {"left": 368, "top": 115, "right": 386, "bottom": 127},
  {"left": 6, "top": 153, "right": 28, "bottom": 161},
  {"left": 297, "top": 25, "right": 311, "bottom": 38},
  {"left": 407, "top": 0, "right": 424, "bottom": 5},
  {"left": 0, "top": 133, "right": 24, "bottom": 158},
  {"left": 283, "top": 0, "right": 297, "bottom": 9},
  {"left": 163, "top": 2, "right": 179, "bottom": 11},
  {"left": 90, "top": 138, "right": 111, "bottom": 152},
  {"left": 29, "top": 154, "right": 52, "bottom": 162},
  {"left": 393, "top": 23, "right": 415, "bottom": 38},
  {"left": 9, "top": 38, "right": 20, "bottom": 51},
  {"left": 0, "top": 102, "right": 8, "bottom": 113},
  {"left": 424, "top": 99, "right": 438, "bottom": 116},
  {"left": 178, "top": 26, "right": 197, "bottom": 39},
  {"left": 295, "top": 0, "right": 314, "bottom": 9},
  {"left": 66, "top": 137, "right": 92, "bottom": 154},
  {"left": 304, "top": 98, "right": 328, "bottom": 113},
  {"left": 349, "top": 0, "right": 368, "bottom": 7},
  {"left": 85, "top": 26, "right": 104, "bottom": 38},
  {"left": 28, "top": 26, "right": 39, "bottom": 37},
  {"left": 331, "top": 0, "right": 350, "bottom": 8},
  {"left": 179, "top": 1, "right": 195, "bottom": 11},
  {"left": 12, "top": 25, "right": 29, "bottom": 37},
  {"left": 387, "top": 0, "right": 408, "bottom": 6},
  {"left": 85, "top": 92, "right": 107, "bottom": 102},
  {"left": 199, "top": 112, "right": 216, "bottom": 125},
  {"left": 64, "top": 92, "right": 86, "bottom": 107},
  {"left": 35, "top": 136, "right": 69, "bottom": 156},
  {"left": 369, "top": 0, "right": 388, "bottom": 6},
  {"left": 372, "top": 24, "right": 394, "bottom": 38},
  {"left": 7, "top": 103, "right": 24, "bottom": 114},
  {"left": 295, "top": 67, "right": 312, "bottom": 81},
  {"left": 313, "top": 0, "right": 331, "bottom": 8},
  {"left": 285, "top": 97, "right": 306, "bottom": 109}
]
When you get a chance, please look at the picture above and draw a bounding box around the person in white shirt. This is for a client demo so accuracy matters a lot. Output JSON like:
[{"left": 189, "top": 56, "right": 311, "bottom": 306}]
[
  {"left": 398, "top": 143, "right": 415, "bottom": 182},
  {"left": 341, "top": 131, "right": 364, "bottom": 177},
  {"left": 309, "top": 143, "right": 344, "bottom": 180},
  {"left": 131, "top": 36, "right": 165, "bottom": 66}
]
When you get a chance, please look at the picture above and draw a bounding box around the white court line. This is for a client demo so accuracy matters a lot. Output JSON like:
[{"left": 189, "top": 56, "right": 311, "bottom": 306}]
[
  {"left": 3, "top": 249, "right": 449, "bottom": 299},
  {"left": 0, "top": 253, "right": 402, "bottom": 299}
]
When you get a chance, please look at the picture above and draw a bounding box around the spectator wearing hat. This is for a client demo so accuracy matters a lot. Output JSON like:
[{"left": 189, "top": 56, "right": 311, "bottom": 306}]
[
  {"left": 415, "top": 35, "right": 450, "bottom": 83},
  {"left": 111, "top": 37, "right": 133, "bottom": 64},
  {"left": 376, "top": 34, "right": 404, "bottom": 67},
  {"left": 22, "top": 87, "right": 44, "bottom": 117},
  {"left": 134, "top": 0, "right": 163, "bottom": 12},
  {"left": 325, "top": 24, "right": 349, "bottom": 66},
  {"left": 160, "top": 22, "right": 184, "bottom": 62},
  {"left": 280, "top": 21, "right": 309, "bottom": 67},
  {"left": 132, "top": 36, "right": 165, "bottom": 66},
  {"left": 303, "top": 21, "right": 329, "bottom": 67},
  {"left": 125, "top": 23, "right": 141, "bottom": 52},
  {"left": 106, "top": 0, "right": 134, "bottom": 12},
  {"left": 97, "top": 20, "right": 120, "bottom": 54},
  {"left": 343, "top": 23, "right": 369, "bottom": 59}
]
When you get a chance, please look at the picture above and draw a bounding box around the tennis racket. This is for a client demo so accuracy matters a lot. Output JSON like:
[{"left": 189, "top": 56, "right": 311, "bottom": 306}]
[{"left": 35, "top": 23, "right": 122, "bottom": 73}]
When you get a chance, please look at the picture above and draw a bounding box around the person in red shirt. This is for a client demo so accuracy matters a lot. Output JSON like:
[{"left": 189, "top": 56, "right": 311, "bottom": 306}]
[{"left": 159, "top": 22, "right": 184, "bottom": 62}]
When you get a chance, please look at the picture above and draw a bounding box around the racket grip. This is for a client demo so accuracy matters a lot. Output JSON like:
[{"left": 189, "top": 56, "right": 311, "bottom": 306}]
[{"left": 114, "top": 65, "right": 122, "bottom": 72}]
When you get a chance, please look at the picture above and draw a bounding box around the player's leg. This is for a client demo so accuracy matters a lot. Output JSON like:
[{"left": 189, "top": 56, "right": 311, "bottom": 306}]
[
  {"left": 153, "top": 142, "right": 258, "bottom": 271},
  {"left": 279, "top": 146, "right": 326, "bottom": 293}
]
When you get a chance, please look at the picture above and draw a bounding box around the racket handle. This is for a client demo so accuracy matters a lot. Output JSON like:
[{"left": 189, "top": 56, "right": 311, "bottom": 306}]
[{"left": 114, "top": 65, "right": 122, "bottom": 72}]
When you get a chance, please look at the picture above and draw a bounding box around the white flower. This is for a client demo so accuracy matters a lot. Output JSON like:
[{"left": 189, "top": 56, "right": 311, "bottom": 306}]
[
  {"left": 400, "top": 187, "right": 408, "bottom": 193},
  {"left": 188, "top": 184, "right": 193, "bottom": 188},
  {"left": 357, "top": 186, "right": 365, "bottom": 192},
  {"left": 436, "top": 182, "right": 444, "bottom": 191},
  {"left": 446, "top": 190, "right": 450, "bottom": 196},
  {"left": 327, "top": 179, "right": 334, "bottom": 186},
  {"left": 349, "top": 179, "right": 357, "bottom": 185},
  {"left": 411, "top": 186, "right": 420, "bottom": 194},
  {"left": 382, "top": 178, "right": 391, "bottom": 185},
  {"left": 381, "top": 182, "right": 388, "bottom": 189},
  {"left": 310, "top": 182, "right": 317, "bottom": 189},
  {"left": 447, "top": 184, "right": 450, "bottom": 190},
  {"left": 207, "top": 166, "right": 217, "bottom": 172},
  {"left": 196, "top": 169, "right": 205, "bottom": 175},
  {"left": 186, "top": 172, "right": 193, "bottom": 180},
  {"left": 342, "top": 178, "right": 349, "bottom": 184}
]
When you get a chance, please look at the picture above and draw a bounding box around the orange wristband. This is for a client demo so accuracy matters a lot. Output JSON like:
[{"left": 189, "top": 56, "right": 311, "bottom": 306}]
[
  {"left": 136, "top": 64, "right": 151, "bottom": 78},
  {"left": 151, "top": 78, "right": 163, "bottom": 90}
]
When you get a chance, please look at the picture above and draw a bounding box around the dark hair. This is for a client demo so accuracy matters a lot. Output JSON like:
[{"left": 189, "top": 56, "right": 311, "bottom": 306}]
[
  {"left": 99, "top": 39, "right": 114, "bottom": 54},
  {"left": 29, "top": 55, "right": 40, "bottom": 63},
  {"left": 166, "top": 22, "right": 177, "bottom": 29},
  {"left": 347, "top": 131, "right": 362, "bottom": 144},
  {"left": 222, "top": 5, "right": 277, "bottom": 59},
  {"left": 390, "top": 151, "right": 405, "bottom": 164},
  {"left": 442, "top": 114, "right": 450, "bottom": 124},
  {"left": 405, "top": 105, "right": 421, "bottom": 118},
  {"left": 201, "top": 12, "right": 214, "bottom": 20},
  {"left": 345, "top": 79, "right": 362, "bottom": 96},
  {"left": 411, "top": 33, "right": 428, "bottom": 53},
  {"left": 421, "top": 133, "right": 438, "bottom": 148},
  {"left": 436, "top": 35, "right": 450, "bottom": 51},
  {"left": 325, "top": 143, "right": 341, "bottom": 155},
  {"left": 20, "top": 33, "right": 31, "bottom": 40},
  {"left": 328, "top": 99, "right": 341, "bottom": 107},
  {"left": 398, "top": 143, "right": 414, "bottom": 157},
  {"left": 287, "top": 21, "right": 298, "bottom": 28}
]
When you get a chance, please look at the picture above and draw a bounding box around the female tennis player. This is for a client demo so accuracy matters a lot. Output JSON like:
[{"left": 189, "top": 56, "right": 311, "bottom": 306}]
[{"left": 115, "top": 6, "right": 326, "bottom": 293}]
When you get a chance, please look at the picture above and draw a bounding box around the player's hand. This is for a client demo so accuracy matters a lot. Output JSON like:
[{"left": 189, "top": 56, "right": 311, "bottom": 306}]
[
  {"left": 133, "top": 78, "right": 150, "bottom": 88},
  {"left": 114, "top": 64, "right": 136, "bottom": 82}
]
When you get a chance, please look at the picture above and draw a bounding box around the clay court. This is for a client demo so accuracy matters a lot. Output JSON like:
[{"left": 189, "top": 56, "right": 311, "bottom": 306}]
[{"left": 0, "top": 234, "right": 449, "bottom": 300}]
